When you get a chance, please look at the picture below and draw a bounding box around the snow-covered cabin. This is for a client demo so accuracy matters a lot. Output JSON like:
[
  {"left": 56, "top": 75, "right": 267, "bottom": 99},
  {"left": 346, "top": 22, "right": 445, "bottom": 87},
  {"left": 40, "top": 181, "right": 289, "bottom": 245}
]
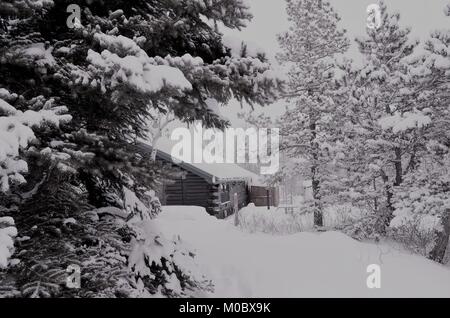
[{"left": 132, "top": 142, "right": 277, "bottom": 218}]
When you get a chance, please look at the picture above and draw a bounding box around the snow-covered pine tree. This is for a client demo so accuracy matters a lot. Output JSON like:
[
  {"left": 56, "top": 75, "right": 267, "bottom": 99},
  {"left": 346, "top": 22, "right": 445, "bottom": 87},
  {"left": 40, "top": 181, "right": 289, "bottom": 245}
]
[
  {"left": 277, "top": 0, "right": 349, "bottom": 226},
  {"left": 389, "top": 3, "right": 450, "bottom": 262},
  {"left": 0, "top": 83, "right": 72, "bottom": 297},
  {"left": 334, "top": 1, "right": 424, "bottom": 236},
  {"left": 1, "top": 0, "right": 282, "bottom": 296}
]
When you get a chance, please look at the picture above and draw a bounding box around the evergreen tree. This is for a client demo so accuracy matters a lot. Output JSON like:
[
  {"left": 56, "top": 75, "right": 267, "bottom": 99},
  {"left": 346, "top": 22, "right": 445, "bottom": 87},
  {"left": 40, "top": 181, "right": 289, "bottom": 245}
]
[
  {"left": 335, "top": 1, "right": 423, "bottom": 235},
  {"left": 277, "top": 0, "right": 349, "bottom": 226},
  {"left": 0, "top": 86, "right": 71, "bottom": 276},
  {"left": 0, "top": 0, "right": 282, "bottom": 297},
  {"left": 389, "top": 3, "right": 450, "bottom": 262}
]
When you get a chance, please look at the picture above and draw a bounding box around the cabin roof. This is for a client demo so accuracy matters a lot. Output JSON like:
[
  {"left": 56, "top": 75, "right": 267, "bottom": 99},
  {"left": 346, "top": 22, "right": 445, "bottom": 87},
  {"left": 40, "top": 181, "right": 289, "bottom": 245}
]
[{"left": 133, "top": 142, "right": 265, "bottom": 185}]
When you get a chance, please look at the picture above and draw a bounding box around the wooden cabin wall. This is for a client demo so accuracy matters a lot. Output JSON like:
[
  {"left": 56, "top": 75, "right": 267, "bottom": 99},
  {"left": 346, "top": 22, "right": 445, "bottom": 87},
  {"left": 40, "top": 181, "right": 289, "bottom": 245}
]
[
  {"left": 163, "top": 171, "right": 251, "bottom": 218},
  {"left": 249, "top": 186, "right": 280, "bottom": 207},
  {"left": 130, "top": 143, "right": 256, "bottom": 218},
  {"left": 164, "top": 170, "right": 211, "bottom": 207}
]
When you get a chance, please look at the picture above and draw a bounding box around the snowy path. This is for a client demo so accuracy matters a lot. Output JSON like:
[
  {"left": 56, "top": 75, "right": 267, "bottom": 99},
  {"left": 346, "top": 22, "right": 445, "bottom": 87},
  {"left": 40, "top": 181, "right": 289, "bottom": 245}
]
[{"left": 157, "top": 206, "right": 450, "bottom": 297}]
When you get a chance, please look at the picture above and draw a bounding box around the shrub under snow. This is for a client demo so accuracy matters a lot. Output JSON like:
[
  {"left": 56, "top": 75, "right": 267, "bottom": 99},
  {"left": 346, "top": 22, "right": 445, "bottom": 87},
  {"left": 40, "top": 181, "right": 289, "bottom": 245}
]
[
  {"left": 236, "top": 203, "right": 366, "bottom": 235},
  {"left": 236, "top": 204, "right": 312, "bottom": 234},
  {"left": 389, "top": 155, "right": 450, "bottom": 259}
]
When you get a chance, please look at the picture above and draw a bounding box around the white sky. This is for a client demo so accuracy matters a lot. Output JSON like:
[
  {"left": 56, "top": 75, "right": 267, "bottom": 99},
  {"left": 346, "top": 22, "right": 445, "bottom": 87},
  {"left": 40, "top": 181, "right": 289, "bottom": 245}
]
[{"left": 221, "top": 0, "right": 450, "bottom": 126}]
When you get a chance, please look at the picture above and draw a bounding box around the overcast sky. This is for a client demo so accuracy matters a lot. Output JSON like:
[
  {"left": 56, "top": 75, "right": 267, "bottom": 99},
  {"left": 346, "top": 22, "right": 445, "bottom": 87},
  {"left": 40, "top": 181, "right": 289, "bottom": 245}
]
[
  {"left": 221, "top": 0, "right": 450, "bottom": 126},
  {"left": 225, "top": 0, "right": 449, "bottom": 60},
  {"left": 158, "top": 0, "right": 450, "bottom": 143}
]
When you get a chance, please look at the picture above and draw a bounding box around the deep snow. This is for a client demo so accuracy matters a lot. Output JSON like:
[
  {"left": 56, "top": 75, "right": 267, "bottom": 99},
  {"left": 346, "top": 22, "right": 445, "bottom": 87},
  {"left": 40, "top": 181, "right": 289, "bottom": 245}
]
[{"left": 158, "top": 206, "right": 450, "bottom": 298}]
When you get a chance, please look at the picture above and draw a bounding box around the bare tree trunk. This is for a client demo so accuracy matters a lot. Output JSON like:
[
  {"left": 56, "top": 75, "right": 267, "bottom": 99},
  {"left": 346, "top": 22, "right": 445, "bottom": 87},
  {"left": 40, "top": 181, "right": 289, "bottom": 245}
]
[
  {"left": 444, "top": 240, "right": 450, "bottom": 265},
  {"left": 310, "top": 119, "right": 323, "bottom": 227},
  {"left": 394, "top": 147, "right": 403, "bottom": 187},
  {"left": 429, "top": 208, "right": 450, "bottom": 263},
  {"left": 311, "top": 167, "right": 322, "bottom": 226},
  {"left": 380, "top": 170, "right": 392, "bottom": 228},
  {"left": 379, "top": 148, "right": 403, "bottom": 229},
  {"left": 373, "top": 178, "right": 378, "bottom": 212}
]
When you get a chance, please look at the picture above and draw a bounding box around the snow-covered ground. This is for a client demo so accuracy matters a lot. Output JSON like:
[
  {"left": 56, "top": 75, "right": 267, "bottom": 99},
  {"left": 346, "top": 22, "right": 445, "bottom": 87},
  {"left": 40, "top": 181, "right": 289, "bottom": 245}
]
[{"left": 157, "top": 206, "right": 450, "bottom": 298}]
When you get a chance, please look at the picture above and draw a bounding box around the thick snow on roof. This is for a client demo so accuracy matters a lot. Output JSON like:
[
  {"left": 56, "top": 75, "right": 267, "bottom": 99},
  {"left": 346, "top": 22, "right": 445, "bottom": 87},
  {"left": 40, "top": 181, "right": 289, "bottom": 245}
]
[
  {"left": 153, "top": 137, "right": 266, "bottom": 186},
  {"left": 189, "top": 161, "right": 263, "bottom": 184}
]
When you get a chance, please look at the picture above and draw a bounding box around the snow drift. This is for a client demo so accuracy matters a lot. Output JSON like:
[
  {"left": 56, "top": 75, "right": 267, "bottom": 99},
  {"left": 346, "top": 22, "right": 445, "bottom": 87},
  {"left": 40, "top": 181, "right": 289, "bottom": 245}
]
[{"left": 158, "top": 205, "right": 450, "bottom": 297}]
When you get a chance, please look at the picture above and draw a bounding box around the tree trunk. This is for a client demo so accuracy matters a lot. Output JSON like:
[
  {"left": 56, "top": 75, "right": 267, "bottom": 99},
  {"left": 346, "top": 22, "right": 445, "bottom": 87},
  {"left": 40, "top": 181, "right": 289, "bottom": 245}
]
[
  {"left": 310, "top": 119, "right": 323, "bottom": 227},
  {"left": 380, "top": 148, "right": 403, "bottom": 228},
  {"left": 429, "top": 208, "right": 450, "bottom": 263},
  {"left": 380, "top": 170, "right": 392, "bottom": 230},
  {"left": 373, "top": 178, "right": 378, "bottom": 212},
  {"left": 312, "top": 174, "right": 322, "bottom": 227},
  {"left": 444, "top": 240, "right": 450, "bottom": 265},
  {"left": 394, "top": 147, "right": 403, "bottom": 186}
]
